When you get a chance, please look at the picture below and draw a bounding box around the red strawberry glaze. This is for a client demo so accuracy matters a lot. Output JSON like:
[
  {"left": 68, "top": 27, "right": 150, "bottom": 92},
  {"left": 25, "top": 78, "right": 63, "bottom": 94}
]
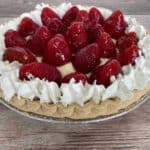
[
  {"left": 19, "top": 62, "right": 62, "bottom": 84},
  {"left": 18, "top": 17, "right": 39, "bottom": 37},
  {"left": 41, "top": 7, "right": 60, "bottom": 26},
  {"left": 62, "top": 6, "right": 79, "bottom": 26},
  {"left": 4, "top": 29, "right": 26, "bottom": 48},
  {"left": 44, "top": 34, "right": 71, "bottom": 66},
  {"left": 90, "top": 59, "right": 122, "bottom": 87},
  {"left": 96, "top": 32, "right": 116, "bottom": 58},
  {"left": 72, "top": 43, "right": 100, "bottom": 73},
  {"left": 66, "top": 21, "right": 88, "bottom": 51},
  {"left": 3, "top": 47, "right": 36, "bottom": 64},
  {"left": 62, "top": 72, "right": 89, "bottom": 84},
  {"left": 103, "top": 10, "right": 127, "bottom": 39},
  {"left": 27, "top": 26, "right": 52, "bottom": 56}
]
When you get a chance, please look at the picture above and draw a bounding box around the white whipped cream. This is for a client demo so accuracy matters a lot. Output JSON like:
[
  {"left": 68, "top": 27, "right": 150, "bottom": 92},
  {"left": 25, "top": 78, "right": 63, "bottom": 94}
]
[{"left": 0, "top": 3, "right": 150, "bottom": 106}]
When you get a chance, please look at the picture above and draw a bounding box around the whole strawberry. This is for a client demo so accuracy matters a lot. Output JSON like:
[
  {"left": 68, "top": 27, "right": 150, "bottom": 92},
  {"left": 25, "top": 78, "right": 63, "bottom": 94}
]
[
  {"left": 96, "top": 32, "right": 116, "bottom": 58},
  {"left": 117, "top": 32, "right": 138, "bottom": 51},
  {"left": 75, "top": 10, "right": 88, "bottom": 22},
  {"left": 72, "top": 43, "right": 100, "bottom": 73},
  {"left": 18, "top": 17, "right": 39, "bottom": 37},
  {"left": 89, "top": 7, "right": 104, "bottom": 25},
  {"left": 66, "top": 22, "right": 88, "bottom": 52},
  {"left": 3, "top": 47, "right": 36, "bottom": 64},
  {"left": 62, "top": 72, "right": 89, "bottom": 84},
  {"left": 63, "top": 6, "right": 79, "bottom": 26},
  {"left": 88, "top": 24, "right": 104, "bottom": 42},
  {"left": 27, "top": 26, "right": 52, "bottom": 56},
  {"left": 44, "top": 34, "right": 71, "bottom": 66},
  {"left": 47, "top": 18, "right": 67, "bottom": 36},
  {"left": 90, "top": 59, "right": 122, "bottom": 87},
  {"left": 19, "top": 62, "right": 62, "bottom": 84},
  {"left": 117, "top": 45, "right": 139, "bottom": 66},
  {"left": 4, "top": 29, "right": 26, "bottom": 48},
  {"left": 103, "top": 10, "right": 127, "bottom": 39},
  {"left": 41, "top": 7, "right": 60, "bottom": 26}
]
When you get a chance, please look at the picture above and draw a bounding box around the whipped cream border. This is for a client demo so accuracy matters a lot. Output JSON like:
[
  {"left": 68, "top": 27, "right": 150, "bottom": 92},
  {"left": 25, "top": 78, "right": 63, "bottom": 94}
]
[{"left": 0, "top": 3, "right": 150, "bottom": 106}]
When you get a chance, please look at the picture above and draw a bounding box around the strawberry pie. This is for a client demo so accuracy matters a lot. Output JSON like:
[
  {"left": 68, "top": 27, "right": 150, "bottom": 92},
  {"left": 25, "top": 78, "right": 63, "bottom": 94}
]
[{"left": 0, "top": 3, "right": 150, "bottom": 121}]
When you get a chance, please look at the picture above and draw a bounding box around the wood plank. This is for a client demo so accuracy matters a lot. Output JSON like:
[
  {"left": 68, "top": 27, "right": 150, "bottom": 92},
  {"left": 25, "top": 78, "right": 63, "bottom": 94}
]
[{"left": 0, "top": 100, "right": 150, "bottom": 150}]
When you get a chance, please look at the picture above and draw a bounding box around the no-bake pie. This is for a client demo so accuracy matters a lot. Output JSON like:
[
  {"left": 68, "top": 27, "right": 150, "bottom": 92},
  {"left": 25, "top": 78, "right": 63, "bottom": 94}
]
[{"left": 0, "top": 3, "right": 150, "bottom": 120}]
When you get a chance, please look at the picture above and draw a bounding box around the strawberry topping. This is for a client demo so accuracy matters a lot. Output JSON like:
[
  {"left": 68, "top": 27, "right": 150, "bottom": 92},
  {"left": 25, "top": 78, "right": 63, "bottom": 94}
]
[
  {"left": 62, "top": 6, "right": 79, "bottom": 26},
  {"left": 90, "top": 59, "right": 122, "bottom": 87},
  {"left": 117, "top": 45, "right": 139, "bottom": 66},
  {"left": 66, "top": 22, "right": 88, "bottom": 51},
  {"left": 89, "top": 7, "right": 104, "bottom": 25},
  {"left": 4, "top": 29, "right": 26, "bottom": 48},
  {"left": 44, "top": 34, "right": 71, "bottom": 66},
  {"left": 117, "top": 32, "right": 138, "bottom": 51},
  {"left": 72, "top": 43, "right": 100, "bottom": 73},
  {"left": 3, "top": 5, "right": 141, "bottom": 87},
  {"left": 19, "top": 62, "right": 62, "bottom": 83},
  {"left": 88, "top": 24, "right": 104, "bottom": 42},
  {"left": 47, "top": 18, "right": 67, "bottom": 36},
  {"left": 103, "top": 10, "right": 127, "bottom": 39},
  {"left": 62, "top": 72, "right": 89, "bottom": 84},
  {"left": 96, "top": 32, "right": 116, "bottom": 58},
  {"left": 41, "top": 7, "right": 60, "bottom": 26},
  {"left": 75, "top": 10, "right": 88, "bottom": 22},
  {"left": 3, "top": 47, "right": 36, "bottom": 64},
  {"left": 18, "top": 17, "right": 39, "bottom": 37},
  {"left": 27, "top": 26, "right": 52, "bottom": 56}
]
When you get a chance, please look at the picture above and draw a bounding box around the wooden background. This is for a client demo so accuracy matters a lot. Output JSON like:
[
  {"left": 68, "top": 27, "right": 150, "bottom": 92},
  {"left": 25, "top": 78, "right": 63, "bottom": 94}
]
[{"left": 0, "top": 0, "right": 150, "bottom": 149}]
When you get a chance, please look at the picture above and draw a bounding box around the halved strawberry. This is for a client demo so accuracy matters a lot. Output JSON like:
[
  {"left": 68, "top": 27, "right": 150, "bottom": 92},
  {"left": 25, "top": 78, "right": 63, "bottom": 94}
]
[
  {"left": 72, "top": 43, "right": 100, "bottom": 73},
  {"left": 18, "top": 17, "right": 39, "bottom": 37},
  {"left": 66, "top": 22, "right": 88, "bottom": 51},
  {"left": 117, "top": 45, "right": 139, "bottom": 66},
  {"left": 4, "top": 29, "right": 26, "bottom": 48},
  {"left": 62, "top": 6, "right": 79, "bottom": 26},
  {"left": 27, "top": 26, "right": 52, "bottom": 56},
  {"left": 103, "top": 10, "right": 127, "bottom": 39},
  {"left": 96, "top": 32, "right": 116, "bottom": 58},
  {"left": 19, "top": 62, "right": 62, "bottom": 84},
  {"left": 3, "top": 47, "right": 36, "bottom": 64},
  {"left": 117, "top": 32, "right": 138, "bottom": 51},
  {"left": 44, "top": 34, "right": 71, "bottom": 66},
  {"left": 90, "top": 59, "right": 122, "bottom": 87},
  {"left": 62, "top": 72, "right": 89, "bottom": 84},
  {"left": 41, "top": 7, "right": 60, "bottom": 26}
]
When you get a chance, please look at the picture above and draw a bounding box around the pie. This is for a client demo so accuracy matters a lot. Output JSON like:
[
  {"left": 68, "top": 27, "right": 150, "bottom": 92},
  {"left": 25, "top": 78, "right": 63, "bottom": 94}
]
[{"left": 0, "top": 3, "right": 150, "bottom": 121}]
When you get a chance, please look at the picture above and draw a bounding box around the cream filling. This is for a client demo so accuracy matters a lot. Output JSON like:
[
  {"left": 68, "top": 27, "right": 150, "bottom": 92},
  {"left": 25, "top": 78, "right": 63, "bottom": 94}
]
[{"left": 0, "top": 3, "right": 150, "bottom": 106}]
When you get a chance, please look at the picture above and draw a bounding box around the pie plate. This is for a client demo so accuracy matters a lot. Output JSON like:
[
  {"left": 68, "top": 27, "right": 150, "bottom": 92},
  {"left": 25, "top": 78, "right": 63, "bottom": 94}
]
[{"left": 0, "top": 91, "right": 150, "bottom": 123}]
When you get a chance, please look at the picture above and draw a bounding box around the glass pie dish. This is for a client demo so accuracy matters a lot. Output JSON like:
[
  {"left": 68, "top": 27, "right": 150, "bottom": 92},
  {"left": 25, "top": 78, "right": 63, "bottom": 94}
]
[{"left": 1, "top": 91, "right": 150, "bottom": 123}]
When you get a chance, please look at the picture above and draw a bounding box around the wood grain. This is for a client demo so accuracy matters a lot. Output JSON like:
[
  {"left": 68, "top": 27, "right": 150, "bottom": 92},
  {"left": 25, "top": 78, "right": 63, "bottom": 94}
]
[{"left": 0, "top": 1, "right": 150, "bottom": 149}]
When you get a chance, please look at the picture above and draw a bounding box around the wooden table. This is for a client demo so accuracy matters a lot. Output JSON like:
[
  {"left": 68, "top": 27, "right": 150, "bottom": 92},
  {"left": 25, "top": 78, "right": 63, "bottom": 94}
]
[{"left": 0, "top": 0, "right": 150, "bottom": 149}]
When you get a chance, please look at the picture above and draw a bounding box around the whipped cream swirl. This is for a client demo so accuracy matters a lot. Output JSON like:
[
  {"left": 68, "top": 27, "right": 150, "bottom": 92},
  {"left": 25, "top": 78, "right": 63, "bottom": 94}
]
[{"left": 0, "top": 3, "right": 150, "bottom": 106}]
